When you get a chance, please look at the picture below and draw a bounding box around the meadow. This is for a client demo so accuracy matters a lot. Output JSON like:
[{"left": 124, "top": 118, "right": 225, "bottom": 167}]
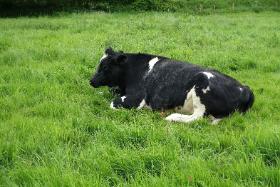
[{"left": 0, "top": 11, "right": 280, "bottom": 186}]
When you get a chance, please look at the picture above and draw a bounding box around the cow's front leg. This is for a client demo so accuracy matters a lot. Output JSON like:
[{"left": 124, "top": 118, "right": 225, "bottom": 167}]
[{"left": 110, "top": 94, "right": 144, "bottom": 109}]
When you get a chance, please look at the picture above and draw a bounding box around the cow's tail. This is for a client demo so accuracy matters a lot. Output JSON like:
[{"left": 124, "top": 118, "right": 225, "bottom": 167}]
[{"left": 240, "top": 85, "right": 255, "bottom": 113}]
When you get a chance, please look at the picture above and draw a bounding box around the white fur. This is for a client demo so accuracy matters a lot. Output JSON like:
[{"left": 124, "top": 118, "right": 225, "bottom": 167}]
[
  {"left": 137, "top": 99, "right": 146, "bottom": 109},
  {"left": 202, "top": 86, "right": 210, "bottom": 94},
  {"left": 203, "top": 72, "right": 214, "bottom": 79},
  {"left": 110, "top": 102, "right": 116, "bottom": 109},
  {"left": 239, "top": 87, "right": 243, "bottom": 91},
  {"left": 166, "top": 87, "right": 206, "bottom": 123},
  {"left": 210, "top": 115, "right": 221, "bottom": 125},
  {"left": 148, "top": 57, "right": 159, "bottom": 72},
  {"left": 100, "top": 54, "right": 108, "bottom": 62},
  {"left": 121, "top": 96, "right": 126, "bottom": 102},
  {"left": 177, "top": 90, "right": 193, "bottom": 114}
]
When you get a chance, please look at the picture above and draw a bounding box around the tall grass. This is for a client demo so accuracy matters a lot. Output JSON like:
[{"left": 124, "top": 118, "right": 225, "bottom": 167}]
[{"left": 0, "top": 11, "right": 280, "bottom": 186}]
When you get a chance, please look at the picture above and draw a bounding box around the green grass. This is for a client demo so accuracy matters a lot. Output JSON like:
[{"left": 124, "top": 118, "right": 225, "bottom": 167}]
[{"left": 0, "top": 11, "right": 280, "bottom": 186}]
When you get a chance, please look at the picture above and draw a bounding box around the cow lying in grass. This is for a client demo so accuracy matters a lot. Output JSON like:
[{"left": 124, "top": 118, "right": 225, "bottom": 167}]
[{"left": 90, "top": 47, "right": 254, "bottom": 124}]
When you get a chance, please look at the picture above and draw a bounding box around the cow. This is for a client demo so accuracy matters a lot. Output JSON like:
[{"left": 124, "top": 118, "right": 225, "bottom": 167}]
[{"left": 90, "top": 47, "right": 254, "bottom": 124}]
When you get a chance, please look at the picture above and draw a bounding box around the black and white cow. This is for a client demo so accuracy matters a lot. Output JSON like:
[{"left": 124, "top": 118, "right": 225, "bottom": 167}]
[{"left": 90, "top": 47, "right": 254, "bottom": 124}]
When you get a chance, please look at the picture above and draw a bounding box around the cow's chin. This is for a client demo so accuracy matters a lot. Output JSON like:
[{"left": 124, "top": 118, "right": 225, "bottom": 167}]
[
  {"left": 92, "top": 82, "right": 116, "bottom": 88},
  {"left": 107, "top": 82, "right": 117, "bottom": 88},
  {"left": 90, "top": 80, "right": 106, "bottom": 88}
]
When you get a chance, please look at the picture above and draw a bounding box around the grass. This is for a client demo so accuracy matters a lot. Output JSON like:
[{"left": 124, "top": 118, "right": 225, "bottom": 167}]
[{"left": 0, "top": 11, "right": 280, "bottom": 186}]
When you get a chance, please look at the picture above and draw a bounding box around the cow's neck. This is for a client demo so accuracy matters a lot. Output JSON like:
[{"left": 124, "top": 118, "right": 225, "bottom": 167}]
[{"left": 119, "top": 53, "right": 154, "bottom": 95}]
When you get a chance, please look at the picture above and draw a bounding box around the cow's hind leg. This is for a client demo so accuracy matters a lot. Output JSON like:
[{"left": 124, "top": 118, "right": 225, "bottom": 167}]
[
  {"left": 166, "top": 86, "right": 206, "bottom": 123},
  {"left": 165, "top": 112, "right": 204, "bottom": 123}
]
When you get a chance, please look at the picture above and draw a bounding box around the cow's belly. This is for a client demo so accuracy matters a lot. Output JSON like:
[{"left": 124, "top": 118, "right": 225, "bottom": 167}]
[
  {"left": 143, "top": 88, "right": 194, "bottom": 114},
  {"left": 144, "top": 66, "right": 197, "bottom": 110},
  {"left": 144, "top": 83, "right": 189, "bottom": 110}
]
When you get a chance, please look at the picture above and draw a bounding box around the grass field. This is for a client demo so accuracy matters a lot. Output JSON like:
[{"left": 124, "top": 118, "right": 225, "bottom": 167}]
[{"left": 0, "top": 11, "right": 280, "bottom": 186}]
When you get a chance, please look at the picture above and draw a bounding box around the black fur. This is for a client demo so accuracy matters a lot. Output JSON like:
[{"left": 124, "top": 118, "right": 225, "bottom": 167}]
[{"left": 90, "top": 47, "right": 254, "bottom": 118}]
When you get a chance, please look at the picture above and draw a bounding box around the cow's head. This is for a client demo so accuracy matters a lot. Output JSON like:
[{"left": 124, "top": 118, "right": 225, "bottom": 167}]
[{"left": 90, "top": 47, "right": 126, "bottom": 88}]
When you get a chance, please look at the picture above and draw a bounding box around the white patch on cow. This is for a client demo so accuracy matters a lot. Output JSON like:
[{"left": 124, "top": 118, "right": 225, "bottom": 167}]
[
  {"left": 110, "top": 102, "right": 116, "bottom": 109},
  {"left": 137, "top": 99, "right": 146, "bottom": 109},
  {"left": 210, "top": 115, "right": 221, "bottom": 125},
  {"left": 202, "top": 86, "right": 210, "bottom": 94},
  {"left": 177, "top": 91, "right": 193, "bottom": 114},
  {"left": 100, "top": 54, "right": 108, "bottom": 62},
  {"left": 148, "top": 57, "right": 159, "bottom": 72},
  {"left": 239, "top": 87, "right": 243, "bottom": 91},
  {"left": 121, "top": 96, "right": 126, "bottom": 102},
  {"left": 166, "top": 87, "right": 206, "bottom": 123},
  {"left": 203, "top": 72, "right": 214, "bottom": 79}
]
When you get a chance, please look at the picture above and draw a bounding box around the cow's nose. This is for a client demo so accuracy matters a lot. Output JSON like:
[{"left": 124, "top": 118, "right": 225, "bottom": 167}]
[
  {"left": 90, "top": 79, "right": 98, "bottom": 88},
  {"left": 89, "top": 79, "right": 94, "bottom": 86}
]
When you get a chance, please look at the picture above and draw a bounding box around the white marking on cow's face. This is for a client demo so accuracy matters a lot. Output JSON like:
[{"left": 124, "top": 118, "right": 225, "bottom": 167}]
[
  {"left": 110, "top": 102, "right": 116, "bottom": 109},
  {"left": 239, "top": 87, "right": 243, "bottom": 91},
  {"left": 203, "top": 72, "right": 214, "bottom": 79},
  {"left": 166, "top": 87, "right": 206, "bottom": 123},
  {"left": 137, "top": 99, "right": 146, "bottom": 109},
  {"left": 202, "top": 86, "right": 210, "bottom": 94},
  {"left": 100, "top": 54, "right": 108, "bottom": 62},
  {"left": 121, "top": 96, "right": 126, "bottom": 102},
  {"left": 148, "top": 57, "right": 159, "bottom": 72}
]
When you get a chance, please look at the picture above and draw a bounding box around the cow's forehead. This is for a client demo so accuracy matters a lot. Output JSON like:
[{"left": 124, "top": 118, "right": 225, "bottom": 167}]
[{"left": 100, "top": 53, "right": 108, "bottom": 62}]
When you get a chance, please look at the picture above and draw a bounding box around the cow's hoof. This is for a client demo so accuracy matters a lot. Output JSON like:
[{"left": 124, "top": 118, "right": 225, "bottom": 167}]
[
  {"left": 165, "top": 113, "right": 183, "bottom": 122},
  {"left": 110, "top": 102, "right": 116, "bottom": 109}
]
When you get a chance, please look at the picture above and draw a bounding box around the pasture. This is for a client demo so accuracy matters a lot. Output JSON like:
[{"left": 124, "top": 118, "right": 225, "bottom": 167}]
[{"left": 0, "top": 11, "right": 280, "bottom": 186}]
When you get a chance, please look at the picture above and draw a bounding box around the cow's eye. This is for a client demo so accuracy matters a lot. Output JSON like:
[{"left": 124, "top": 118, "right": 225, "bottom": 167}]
[
  {"left": 103, "top": 66, "right": 110, "bottom": 72},
  {"left": 98, "top": 63, "right": 109, "bottom": 72}
]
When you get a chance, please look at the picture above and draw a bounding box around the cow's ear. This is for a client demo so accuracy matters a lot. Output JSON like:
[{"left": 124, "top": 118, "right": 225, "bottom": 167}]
[
  {"left": 105, "top": 47, "right": 114, "bottom": 55},
  {"left": 115, "top": 54, "right": 127, "bottom": 65}
]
